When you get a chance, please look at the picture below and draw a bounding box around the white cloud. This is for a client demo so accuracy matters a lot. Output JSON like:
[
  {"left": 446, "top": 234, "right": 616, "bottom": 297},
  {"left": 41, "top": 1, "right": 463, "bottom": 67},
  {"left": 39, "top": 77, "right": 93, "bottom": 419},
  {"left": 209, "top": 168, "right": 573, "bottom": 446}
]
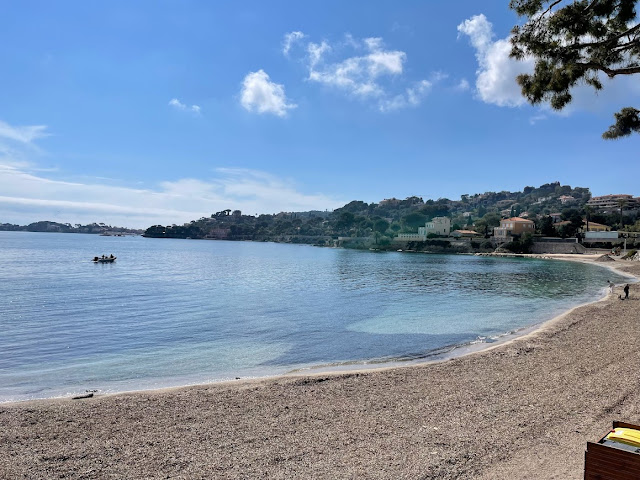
[
  {"left": 0, "top": 164, "right": 344, "bottom": 229},
  {"left": 455, "top": 79, "right": 470, "bottom": 91},
  {"left": 287, "top": 33, "right": 438, "bottom": 111},
  {"left": 0, "top": 122, "right": 343, "bottom": 228},
  {"left": 0, "top": 120, "right": 49, "bottom": 144},
  {"left": 283, "top": 31, "right": 305, "bottom": 56},
  {"left": 457, "top": 14, "right": 494, "bottom": 55},
  {"left": 240, "top": 70, "right": 297, "bottom": 117},
  {"left": 306, "top": 36, "right": 406, "bottom": 99},
  {"left": 0, "top": 120, "right": 50, "bottom": 173},
  {"left": 168, "top": 98, "right": 201, "bottom": 114},
  {"left": 307, "top": 41, "right": 331, "bottom": 68},
  {"left": 379, "top": 80, "right": 433, "bottom": 112},
  {"left": 457, "top": 14, "right": 640, "bottom": 114},
  {"left": 457, "top": 14, "right": 531, "bottom": 107}
]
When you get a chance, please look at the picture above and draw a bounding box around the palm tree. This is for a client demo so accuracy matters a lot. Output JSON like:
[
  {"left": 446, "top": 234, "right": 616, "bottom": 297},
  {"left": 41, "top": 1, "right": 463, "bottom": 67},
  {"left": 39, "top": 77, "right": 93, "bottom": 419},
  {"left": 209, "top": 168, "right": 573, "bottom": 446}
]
[
  {"left": 584, "top": 205, "right": 592, "bottom": 232},
  {"left": 616, "top": 198, "right": 628, "bottom": 228}
]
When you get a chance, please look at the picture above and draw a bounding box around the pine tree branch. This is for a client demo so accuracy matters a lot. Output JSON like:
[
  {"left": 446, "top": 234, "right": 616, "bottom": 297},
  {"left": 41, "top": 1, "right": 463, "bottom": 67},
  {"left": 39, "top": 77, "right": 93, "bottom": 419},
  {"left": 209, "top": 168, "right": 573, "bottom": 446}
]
[
  {"left": 567, "top": 23, "right": 640, "bottom": 50},
  {"left": 575, "top": 62, "right": 640, "bottom": 77}
]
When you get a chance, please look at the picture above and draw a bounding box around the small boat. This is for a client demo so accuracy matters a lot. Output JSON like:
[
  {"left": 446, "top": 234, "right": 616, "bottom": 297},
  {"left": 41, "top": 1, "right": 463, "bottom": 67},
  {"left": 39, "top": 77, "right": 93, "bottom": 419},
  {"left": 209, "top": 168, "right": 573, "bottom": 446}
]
[{"left": 92, "top": 255, "right": 116, "bottom": 263}]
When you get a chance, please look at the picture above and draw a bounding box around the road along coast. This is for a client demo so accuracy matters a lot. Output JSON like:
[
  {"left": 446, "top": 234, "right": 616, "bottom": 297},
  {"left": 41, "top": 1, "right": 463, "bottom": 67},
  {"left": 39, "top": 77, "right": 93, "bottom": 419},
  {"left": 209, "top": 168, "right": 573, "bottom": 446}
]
[{"left": 1, "top": 259, "right": 639, "bottom": 479}]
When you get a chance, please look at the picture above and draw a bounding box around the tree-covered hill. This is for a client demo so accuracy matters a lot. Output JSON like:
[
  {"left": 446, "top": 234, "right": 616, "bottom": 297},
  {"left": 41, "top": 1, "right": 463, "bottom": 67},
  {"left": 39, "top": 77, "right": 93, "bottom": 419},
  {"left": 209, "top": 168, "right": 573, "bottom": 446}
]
[
  {"left": 0, "top": 221, "right": 143, "bottom": 235},
  {"left": 144, "top": 182, "right": 639, "bottom": 245}
]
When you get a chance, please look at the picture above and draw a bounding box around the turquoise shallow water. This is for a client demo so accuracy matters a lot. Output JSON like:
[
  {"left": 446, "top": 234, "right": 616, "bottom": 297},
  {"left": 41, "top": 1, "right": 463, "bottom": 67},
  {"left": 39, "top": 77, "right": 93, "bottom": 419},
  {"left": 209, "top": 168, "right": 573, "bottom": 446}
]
[{"left": 0, "top": 231, "right": 629, "bottom": 402}]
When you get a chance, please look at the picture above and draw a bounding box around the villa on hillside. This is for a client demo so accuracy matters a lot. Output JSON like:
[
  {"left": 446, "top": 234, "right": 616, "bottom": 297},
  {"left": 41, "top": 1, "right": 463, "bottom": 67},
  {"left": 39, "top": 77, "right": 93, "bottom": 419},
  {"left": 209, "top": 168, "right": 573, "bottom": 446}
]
[
  {"left": 395, "top": 216, "right": 452, "bottom": 241},
  {"left": 451, "top": 229, "right": 479, "bottom": 238},
  {"left": 559, "top": 195, "right": 575, "bottom": 204},
  {"left": 549, "top": 213, "right": 563, "bottom": 223},
  {"left": 584, "top": 221, "right": 612, "bottom": 232},
  {"left": 419, "top": 216, "right": 451, "bottom": 237},
  {"left": 553, "top": 220, "right": 611, "bottom": 233},
  {"left": 493, "top": 217, "right": 535, "bottom": 243},
  {"left": 587, "top": 194, "right": 639, "bottom": 212}
]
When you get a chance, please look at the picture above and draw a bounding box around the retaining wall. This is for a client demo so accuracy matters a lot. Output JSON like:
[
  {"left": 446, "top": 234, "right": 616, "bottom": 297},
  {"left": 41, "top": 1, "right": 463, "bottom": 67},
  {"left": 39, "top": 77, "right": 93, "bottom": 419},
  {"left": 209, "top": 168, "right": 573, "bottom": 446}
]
[{"left": 530, "top": 242, "right": 587, "bottom": 254}]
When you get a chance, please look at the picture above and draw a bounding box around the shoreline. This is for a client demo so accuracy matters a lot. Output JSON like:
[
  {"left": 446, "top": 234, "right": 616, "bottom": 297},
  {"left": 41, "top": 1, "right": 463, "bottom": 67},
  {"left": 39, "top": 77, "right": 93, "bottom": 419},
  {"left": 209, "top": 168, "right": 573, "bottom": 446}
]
[
  {"left": 1, "top": 253, "right": 635, "bottom": 405},
  {"left": 2, "top": 257, "right": 640, "bottom": 479},
  {"left": 267, "top": 254, "right": 638, "bottom": 381}
]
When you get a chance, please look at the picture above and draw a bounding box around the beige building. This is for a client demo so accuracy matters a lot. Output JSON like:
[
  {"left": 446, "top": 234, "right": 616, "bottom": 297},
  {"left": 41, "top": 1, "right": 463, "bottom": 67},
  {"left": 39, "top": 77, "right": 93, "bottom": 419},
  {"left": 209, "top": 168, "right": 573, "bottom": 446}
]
[
  {"left": 395, "top": 216, "right": 451, "bottom": 241},
  {"left": 587, "top": 194, "right": 639, "bottom": 211},
  {"left": 583, "top": 221, "right": 611, "bottom": 232},
  {"left": 493, "top": 217, "right": 535, "bottom": 241},
  {"left": 419, "top": 216, "right": 451, "bottom": 236}
]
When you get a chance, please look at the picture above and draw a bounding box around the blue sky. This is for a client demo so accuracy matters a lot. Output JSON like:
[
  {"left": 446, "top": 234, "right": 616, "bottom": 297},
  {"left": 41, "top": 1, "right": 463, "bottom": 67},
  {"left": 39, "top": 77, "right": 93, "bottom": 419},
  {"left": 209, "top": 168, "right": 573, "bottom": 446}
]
[{"left": 1, "top": 1, "right": 638, "bottom": 228}]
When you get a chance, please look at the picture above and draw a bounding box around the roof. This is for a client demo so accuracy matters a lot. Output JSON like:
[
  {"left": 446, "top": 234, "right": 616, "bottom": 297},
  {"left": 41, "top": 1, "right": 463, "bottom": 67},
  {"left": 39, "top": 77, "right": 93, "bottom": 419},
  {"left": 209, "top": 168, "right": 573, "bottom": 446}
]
[
  {"left": 503, "top": 217, "right": 534, "bottom": 223},
  {"left": 591, "top": 194, "right": 633, "bottom": 199},
  {"left": 453, "top": 230, "right": 478, "bottom": 234}
]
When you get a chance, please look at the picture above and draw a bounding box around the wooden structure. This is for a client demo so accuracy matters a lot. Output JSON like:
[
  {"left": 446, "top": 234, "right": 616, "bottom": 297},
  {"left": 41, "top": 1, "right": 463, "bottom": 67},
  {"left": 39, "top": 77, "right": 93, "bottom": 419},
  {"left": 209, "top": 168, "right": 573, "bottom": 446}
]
[{"left": 585, "top": 421, "right": 640, "bottom": 479}]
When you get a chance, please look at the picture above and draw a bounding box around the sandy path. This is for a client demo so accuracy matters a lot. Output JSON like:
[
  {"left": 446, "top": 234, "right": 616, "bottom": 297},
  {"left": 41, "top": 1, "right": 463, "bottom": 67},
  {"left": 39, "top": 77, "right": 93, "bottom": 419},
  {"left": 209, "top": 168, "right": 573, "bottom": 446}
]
[{"left": 1, "top": 261, "right": 639, "bottom": 479}]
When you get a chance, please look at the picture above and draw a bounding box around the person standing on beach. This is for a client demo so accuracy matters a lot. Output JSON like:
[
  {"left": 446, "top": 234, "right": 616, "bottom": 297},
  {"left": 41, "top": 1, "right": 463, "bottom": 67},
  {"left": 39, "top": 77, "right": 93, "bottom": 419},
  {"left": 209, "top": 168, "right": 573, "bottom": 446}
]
[
  {"left": 608, "top": 280, "right": 614, "bottom": 294},
  {"left": 624, "top": 284, "right": 630, "bottom": 299}
]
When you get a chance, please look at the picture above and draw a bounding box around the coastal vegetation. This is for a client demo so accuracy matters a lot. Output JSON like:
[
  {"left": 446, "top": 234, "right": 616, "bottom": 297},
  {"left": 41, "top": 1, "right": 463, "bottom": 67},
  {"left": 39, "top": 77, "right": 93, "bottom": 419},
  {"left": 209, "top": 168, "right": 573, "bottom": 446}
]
[
  {"left": 143, "top": 182, "right": 639, "bottom": 252},
  {"left": 5, "top": 183, "right": 637, "bottom": 253}
]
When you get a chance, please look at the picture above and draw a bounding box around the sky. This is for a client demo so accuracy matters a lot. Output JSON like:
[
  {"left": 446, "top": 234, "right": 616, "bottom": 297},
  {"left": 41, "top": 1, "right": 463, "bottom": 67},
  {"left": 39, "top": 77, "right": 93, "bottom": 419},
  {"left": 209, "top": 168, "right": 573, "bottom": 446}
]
[{"left": 1, "top": 1, "right": 639, "bottom": 229}]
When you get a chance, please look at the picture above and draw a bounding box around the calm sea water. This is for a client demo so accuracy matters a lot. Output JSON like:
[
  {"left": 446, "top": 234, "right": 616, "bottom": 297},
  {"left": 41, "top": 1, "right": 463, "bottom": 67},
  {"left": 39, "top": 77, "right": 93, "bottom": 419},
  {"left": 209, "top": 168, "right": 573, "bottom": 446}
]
[{"left": 0, "top": 231, "right": 628, "bottom": 402}]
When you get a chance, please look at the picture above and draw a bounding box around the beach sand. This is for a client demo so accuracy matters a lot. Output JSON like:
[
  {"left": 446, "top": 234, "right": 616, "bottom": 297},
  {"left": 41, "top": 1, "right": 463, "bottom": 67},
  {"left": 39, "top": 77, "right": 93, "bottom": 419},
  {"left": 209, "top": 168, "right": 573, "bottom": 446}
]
[{"left": 1, "top": 260, "right": 639, "bottom": 479}]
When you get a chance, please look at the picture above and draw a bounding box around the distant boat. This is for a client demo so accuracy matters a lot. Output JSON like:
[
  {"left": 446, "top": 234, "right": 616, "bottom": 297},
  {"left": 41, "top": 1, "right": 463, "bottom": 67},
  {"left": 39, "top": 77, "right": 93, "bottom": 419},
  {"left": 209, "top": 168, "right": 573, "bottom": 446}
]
[{"left": 92, "top": 255, "right": 116, "bottom": 263}]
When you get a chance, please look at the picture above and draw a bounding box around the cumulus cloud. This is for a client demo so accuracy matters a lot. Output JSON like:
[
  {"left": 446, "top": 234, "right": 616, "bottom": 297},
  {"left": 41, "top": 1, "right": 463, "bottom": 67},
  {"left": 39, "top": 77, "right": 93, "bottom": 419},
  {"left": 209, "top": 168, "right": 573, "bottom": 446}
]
[
  {"left": 169, "top": 98, "right": 201, "bottom": 114},
  {"left": 307, "top": 36, "right": 406, "bottom": 99},
  {"left": 457, "top": 14, "right": 531, "bottom": 107},
  {"left": 240, "top": 70, "right": 297, "bottom": 117},
  {"left": 285, "top": 32, "right": 437, "bottom": 111},
  {"left": 457, "top": 14, "right": 640, "bottom": 114}
]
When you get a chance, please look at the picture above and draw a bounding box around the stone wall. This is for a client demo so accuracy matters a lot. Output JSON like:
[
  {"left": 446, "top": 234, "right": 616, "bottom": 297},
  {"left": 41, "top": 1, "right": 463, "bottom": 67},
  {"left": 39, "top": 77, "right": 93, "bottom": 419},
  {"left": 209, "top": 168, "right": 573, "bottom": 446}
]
[{"left": 530, "top": 242, "right": 587, "bottom": 254}]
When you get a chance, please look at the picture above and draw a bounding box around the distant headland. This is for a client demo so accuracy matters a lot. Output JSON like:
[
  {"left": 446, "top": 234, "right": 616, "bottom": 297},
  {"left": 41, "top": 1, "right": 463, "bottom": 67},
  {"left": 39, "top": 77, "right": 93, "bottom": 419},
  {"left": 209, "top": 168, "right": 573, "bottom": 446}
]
[{"left": 0, "top": 221, "right": 143, "bottom": 236}]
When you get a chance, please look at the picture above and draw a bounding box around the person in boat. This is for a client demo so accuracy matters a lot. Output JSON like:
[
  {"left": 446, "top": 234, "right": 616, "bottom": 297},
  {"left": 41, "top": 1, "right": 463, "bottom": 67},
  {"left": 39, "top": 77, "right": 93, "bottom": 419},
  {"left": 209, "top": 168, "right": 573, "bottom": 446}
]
[
  {"left": 93, "top": 256, "right": 99, "bottom": 262},
  {"left": 110, "top": 254, "right": 114, "bottom": 258}
]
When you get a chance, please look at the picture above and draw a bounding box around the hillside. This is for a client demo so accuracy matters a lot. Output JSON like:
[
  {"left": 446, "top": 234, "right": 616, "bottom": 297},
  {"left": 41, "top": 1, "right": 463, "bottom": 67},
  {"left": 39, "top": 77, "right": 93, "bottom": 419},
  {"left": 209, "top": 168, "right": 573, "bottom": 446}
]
[{"left": 143, "top": 182, "right": 636, "bottom": 245}]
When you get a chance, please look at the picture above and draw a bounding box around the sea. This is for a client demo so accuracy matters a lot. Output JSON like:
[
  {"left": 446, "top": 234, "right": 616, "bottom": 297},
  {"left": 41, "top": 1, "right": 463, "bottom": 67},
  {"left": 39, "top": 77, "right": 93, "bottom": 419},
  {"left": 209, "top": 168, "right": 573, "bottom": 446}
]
[{"left": 0, "top": 231, "right": 630, "bottom": 402}]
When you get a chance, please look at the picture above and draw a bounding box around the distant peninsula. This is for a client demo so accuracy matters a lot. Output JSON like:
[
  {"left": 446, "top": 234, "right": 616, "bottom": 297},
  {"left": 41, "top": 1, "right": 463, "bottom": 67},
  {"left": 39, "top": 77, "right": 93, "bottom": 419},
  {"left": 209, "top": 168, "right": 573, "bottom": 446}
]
[{"left": 0, "top": 221, "right": 143, "bottom": 236}]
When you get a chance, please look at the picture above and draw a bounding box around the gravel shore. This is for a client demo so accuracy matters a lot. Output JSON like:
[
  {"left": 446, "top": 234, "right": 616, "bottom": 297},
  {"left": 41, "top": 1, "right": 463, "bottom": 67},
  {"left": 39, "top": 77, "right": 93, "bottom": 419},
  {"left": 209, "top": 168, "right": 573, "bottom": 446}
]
[{"left": 1, "top": 259, "right": 639, "bottom": 479}]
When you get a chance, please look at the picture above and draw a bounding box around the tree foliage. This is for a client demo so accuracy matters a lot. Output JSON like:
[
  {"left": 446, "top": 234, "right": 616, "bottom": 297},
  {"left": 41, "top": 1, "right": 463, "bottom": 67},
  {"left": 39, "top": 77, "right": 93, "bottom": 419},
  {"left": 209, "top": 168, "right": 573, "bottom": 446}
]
[{"left": 509, "top": 0, "right": 640, "bottom": 138}]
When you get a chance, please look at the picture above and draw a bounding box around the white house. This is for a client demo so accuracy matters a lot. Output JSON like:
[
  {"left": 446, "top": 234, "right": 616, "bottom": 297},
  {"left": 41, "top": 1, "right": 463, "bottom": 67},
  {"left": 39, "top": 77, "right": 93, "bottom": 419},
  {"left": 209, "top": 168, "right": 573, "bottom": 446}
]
[
  {"left": 418, "top": 216, "right": 451, "bottom": 236},
  {"left": 395, "top": 216, "right": 451, "bottom": 241}
]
